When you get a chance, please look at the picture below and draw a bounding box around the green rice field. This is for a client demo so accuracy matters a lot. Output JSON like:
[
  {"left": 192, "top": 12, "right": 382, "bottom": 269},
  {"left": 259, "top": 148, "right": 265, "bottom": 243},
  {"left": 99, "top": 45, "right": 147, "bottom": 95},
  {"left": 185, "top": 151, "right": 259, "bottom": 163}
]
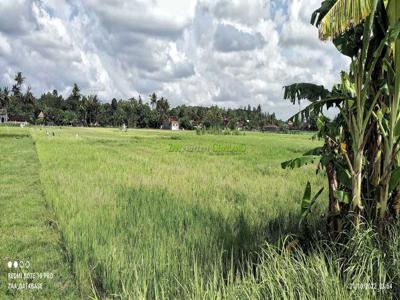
[{"left": 1, "top": 127, "right": 399, "bottom": 299}]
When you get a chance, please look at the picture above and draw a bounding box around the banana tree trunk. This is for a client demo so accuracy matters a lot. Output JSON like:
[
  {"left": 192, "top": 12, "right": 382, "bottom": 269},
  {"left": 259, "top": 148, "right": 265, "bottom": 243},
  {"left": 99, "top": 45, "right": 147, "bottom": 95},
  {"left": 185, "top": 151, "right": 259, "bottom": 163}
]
[
  {"left": 378, "top": 6, "right": 400, "bottom": 224},
  {"left": 327, "top": 161, "right": 342, "bottom": 236},
  {"left": 352, "top": 152, "right": 364, "bottom": 228},
  {"left": 393, "top": 185, "right": 400, "bottom": 218},
  {"left": 378, "top": 145, "right": 392, "bottom": 224},
  {"left": 370, "top": 128, "right": 382, "bottom": 187}
]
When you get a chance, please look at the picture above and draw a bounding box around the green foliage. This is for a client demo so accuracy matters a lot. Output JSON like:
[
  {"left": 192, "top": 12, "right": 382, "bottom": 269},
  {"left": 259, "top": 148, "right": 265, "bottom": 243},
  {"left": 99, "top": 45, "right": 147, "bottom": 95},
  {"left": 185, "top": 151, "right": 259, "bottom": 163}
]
[
  {"left": 196, "top": 126, "right": 245, "bottom": 136},
  {"left": 283, "top": 83, "right": 349, "bottom": 123},
  {"left": 318, "top": 0, "right": 379, "bottom": 40},
  {"left": 389, "top": 167, "right": 400, "bottom": 193},
  {"left": 0, "top": 73, "right": 283, "bottom": 130},
  {"left": 283, "top": 83, "right": 330, "bottom": 105},
  {"left": 300, "top": 182, "right": 324, "bottom": 221},
  {"left": 281, "top": 155, "right": 321, "bottom": 169},
  {"left": 334, "top": 190, "right": 351, "bottom": 204},
  {"left": 283, "top": 0, "right": 400, "bottom": 229},
  {"left": 310, "top": 0, "right": 337, "bottom": 28}
]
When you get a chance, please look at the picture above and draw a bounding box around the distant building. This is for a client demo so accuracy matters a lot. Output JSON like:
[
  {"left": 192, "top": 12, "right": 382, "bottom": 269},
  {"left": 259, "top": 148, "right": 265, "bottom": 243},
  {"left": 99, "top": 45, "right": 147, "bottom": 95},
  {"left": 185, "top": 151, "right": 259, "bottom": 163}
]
[
  {"left": 287, "top": 120, "right": 310, "bottom": 131},
  {"left": 9, "top": 115, "right": 29, "bottom": 123},
  {"left": 263, "top": 124, "right": 279, "bottom": 132},
  {"left": 36, "top": 111, "right": 45, "bottom": 124},
  {"left": 224, "top": 117, "right": 229, "bottom": 128},
  {"left": 0, "top": 108, "right": 8, "bottom": 123},
  {"left": 192, "top": 120, "right": 203, "bottom": 129},
  {"left": 37, "top": 111, "right": 45, "bottom": 120},
  {"left": 6, "top": 113, "right": 29, "bottom": 127},
  {"left": 236, "top": 121, "right": 245, "bottom": 131},
  {"left": 162, "top": 116, "right": 180, "bottom": 130}
]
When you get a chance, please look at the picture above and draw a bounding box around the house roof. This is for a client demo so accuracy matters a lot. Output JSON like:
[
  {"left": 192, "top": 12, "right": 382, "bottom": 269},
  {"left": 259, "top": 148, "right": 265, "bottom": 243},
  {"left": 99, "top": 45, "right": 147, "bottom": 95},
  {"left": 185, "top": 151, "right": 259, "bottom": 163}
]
[
  {"left": 9, "top": 115, "right": 29, "bottom": 122},
  {"left": 38, "top": 111, "right": 45, "bottom": 118}
]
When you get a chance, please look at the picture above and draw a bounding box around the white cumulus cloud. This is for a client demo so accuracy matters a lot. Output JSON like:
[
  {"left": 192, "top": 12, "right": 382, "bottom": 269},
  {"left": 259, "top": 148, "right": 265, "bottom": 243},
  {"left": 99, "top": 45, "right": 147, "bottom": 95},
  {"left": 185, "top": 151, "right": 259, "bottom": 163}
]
[{"left": 0, "top": 0, "right": 350, "bottom": 119}]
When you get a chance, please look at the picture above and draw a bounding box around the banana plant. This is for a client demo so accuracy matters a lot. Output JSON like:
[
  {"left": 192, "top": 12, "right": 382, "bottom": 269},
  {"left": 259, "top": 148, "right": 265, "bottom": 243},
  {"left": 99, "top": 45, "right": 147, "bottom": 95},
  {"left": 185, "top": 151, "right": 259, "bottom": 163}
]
[
  {"left": 299, "top": 182, "right": 325, "bottom": 227},
  {"left": 284, "top": 63, "right": 378, "bottom": 228},
  {"left": 312, "top": 0, "right": 400, "bottom": 228},
  {"left": 282, "top": 113, "right": 351, "bottom": 236},
  {"left": 283, "top": 0, "right": 400, "bottom": 230},
  {"left": 334, "top": 0, "right": 379, "bottom": 228},
  {"left": 373, "top": 22, "right": 400, "bottom": 224}
]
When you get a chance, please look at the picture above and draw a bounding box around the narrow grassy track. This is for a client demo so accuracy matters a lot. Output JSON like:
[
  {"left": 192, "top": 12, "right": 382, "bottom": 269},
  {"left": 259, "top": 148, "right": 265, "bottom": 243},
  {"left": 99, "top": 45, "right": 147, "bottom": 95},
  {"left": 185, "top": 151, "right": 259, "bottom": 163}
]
[{"left": 0, "top": 128, "right": 77, "bottom": 299}]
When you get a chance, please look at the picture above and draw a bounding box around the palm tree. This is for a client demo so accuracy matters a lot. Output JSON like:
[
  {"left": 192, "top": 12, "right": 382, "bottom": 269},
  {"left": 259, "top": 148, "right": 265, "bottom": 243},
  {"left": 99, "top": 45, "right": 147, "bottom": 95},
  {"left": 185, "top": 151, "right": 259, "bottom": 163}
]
[
  {"left": 79, "top": 96, "right": 88, "bottom": 126},
  {"left": 150, "top": 93, "right": 157, "bottom": 110},
  {"left": 14, "top": 72, "right": 25, "bottom": 87},
  {"left": 156, "top": 97, "right": 170, "bottom": 123},
  {"left": 24, "top": 86, "right": 35, "bottom": 105},
  {"left": 12, "top": 72, "right": 25, "bottom": 98},
  {"left": 86, "top": 95, "right": 99, "bottom": 126}
]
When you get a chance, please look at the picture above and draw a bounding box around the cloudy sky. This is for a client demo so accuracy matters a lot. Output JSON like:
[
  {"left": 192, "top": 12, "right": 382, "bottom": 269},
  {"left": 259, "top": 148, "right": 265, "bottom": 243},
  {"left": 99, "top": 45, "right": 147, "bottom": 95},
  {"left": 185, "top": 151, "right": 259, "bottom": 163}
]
[{"left": 0, "top": 0, "right": 349, "bottom": 119}]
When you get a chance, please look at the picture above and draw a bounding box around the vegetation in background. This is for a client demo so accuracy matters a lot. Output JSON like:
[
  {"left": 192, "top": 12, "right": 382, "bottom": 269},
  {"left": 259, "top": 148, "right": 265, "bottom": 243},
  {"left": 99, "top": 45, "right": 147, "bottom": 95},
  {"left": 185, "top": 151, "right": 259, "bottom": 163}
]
[
  {"left": 195, "top": 127, "right": 245, "bottom": 136},
  {"left": 0, "top": 77, "right": 284, "bottom": 130}
]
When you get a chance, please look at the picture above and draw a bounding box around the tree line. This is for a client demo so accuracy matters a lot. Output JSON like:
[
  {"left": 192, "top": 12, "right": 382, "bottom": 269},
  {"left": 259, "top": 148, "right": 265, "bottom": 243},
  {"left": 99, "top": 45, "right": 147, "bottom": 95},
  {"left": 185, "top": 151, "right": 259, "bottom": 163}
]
[{"left": 0, "top": 72, "right": 283, "bottom": 130}]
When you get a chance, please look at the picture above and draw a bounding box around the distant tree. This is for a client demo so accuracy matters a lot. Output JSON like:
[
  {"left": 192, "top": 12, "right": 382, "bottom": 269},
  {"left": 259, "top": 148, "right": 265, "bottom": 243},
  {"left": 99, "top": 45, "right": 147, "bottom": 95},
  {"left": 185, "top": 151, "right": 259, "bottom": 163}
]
[
  {"left": 66, "top": 83, "right": 81, "bottom": 112},
  {"left": 79, "top": 96, "right": 88, "bottom": 125},
  {"left": 37, "top": 90, "right": 65, "bottom": 124},
  {"left": 0, "top": 73, "right": 285, "bottom": 129},
  {"left": 12, "top": 72, "right": 25, "bottom": 98},
  {"left": 150, "top": 93, "right": 157, "bottom": 110},
  {"left": 204, "top": 106, "right": 223, "bottom": 128},
  {"left": 24, "top": 87, "right": 35, "bottom": 105},
  {"left": 126, "top": 98, "right": 138, "bottom": 127},
  {"left": 87, "top": 95, "right": 100, "bottom": 126},
  {"left": 0, "top": 87, "right": 10, "bottom": 108},
  {"left": 114, "top": 104, "right": 126, "bottom": 126},
  {"left": 98, "top": 103, "right": 113, "bottom": 127},
  {"left": 111, "top": 98, "right": 118, "bottom": 112},
  {"left": 63, "top": 110, "right": 78, "bottom": 126},
  {"left": 156, "top": 97, "right": 170, "bottom": 125}
]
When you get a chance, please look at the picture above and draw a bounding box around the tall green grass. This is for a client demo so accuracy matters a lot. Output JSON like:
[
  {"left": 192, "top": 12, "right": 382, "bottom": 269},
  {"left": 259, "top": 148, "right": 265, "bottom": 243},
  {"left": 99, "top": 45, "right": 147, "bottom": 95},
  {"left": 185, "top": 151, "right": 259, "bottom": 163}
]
[
  {"left": 0, "top": 128, "right": 77, "bottom": 299},
  {"left": 30, "top": 127, "right": 399, "bottom": 299}
]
